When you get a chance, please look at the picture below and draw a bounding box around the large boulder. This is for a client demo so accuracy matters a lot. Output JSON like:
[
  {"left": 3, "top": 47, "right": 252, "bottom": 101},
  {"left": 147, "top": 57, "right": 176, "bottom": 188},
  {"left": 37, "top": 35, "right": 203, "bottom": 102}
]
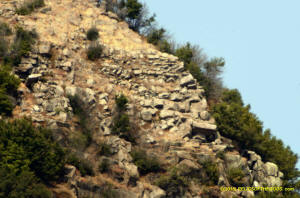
[{"left": 264, "top": 162, "right": 278, "bottom": 177}]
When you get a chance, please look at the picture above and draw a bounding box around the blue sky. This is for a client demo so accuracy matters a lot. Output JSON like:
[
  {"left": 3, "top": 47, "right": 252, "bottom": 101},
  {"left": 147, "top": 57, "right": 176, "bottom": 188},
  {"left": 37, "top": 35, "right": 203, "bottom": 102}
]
[{"left": 142, "top": 0, "right": 300, "bottom": 169}]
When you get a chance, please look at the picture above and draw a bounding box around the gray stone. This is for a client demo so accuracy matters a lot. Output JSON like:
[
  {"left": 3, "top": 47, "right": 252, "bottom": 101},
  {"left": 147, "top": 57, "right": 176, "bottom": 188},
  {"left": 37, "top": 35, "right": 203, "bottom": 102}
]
[
  {"left": 141, "top": 109, "right": 153, "bottom": 122},
  {"left": 124, "top": 163, "right": 139, "bottom": 178},
  {"left": 192, "top": 121, "right": 216, "bottom": 132},
  {"left": 266, "top": 176, "right": 282, "bottom": 187},
  {"left": 158, "top": 92, "right": 170, "bottom": 99},
  {"left": 16, "top": 64, "right": 33, "bottom": 75},
  {"left": 247, "top": 151, "right": 262, "bottom": 162},
  {"left": 26, "top": 74, "right": 42, "bottom": 88},
  {"left": 178, "top": 159, "right": 200, "bottom": 170},
  {"left": 149, "top": 187, "right": 166, "bottom": 198},
  {"left": 200, "top": 111, "right": 210, "bottom": 121},
  {"left": 99, "top": 99, "right": 107, "bottom": 105},
  {"left": 65, "top": 86, "right": 77, "bottom": 96},
  {"left": 153, "top": 98, "right": 164, "bottom": 109},
  {"left": 117, "top": 148, "right": 132, "bottom": 163},
  {"left": 39, "top": 42, "right": 51, "bottom": 55},
  {"left": 83, "top": 88, "right": 96, "bottom": 105},
  {"left": 64, "top": 165, "right": 76, "bottom": 181},
  {"left": 170, "top": 93, "right": 183, "bottom": 101},
  {"left": 58, "top": 111, "right": 67, "bottom": 123},
  {"left": 141, "top": 99, "right": 152, "bottom": 108},
  {"left": 224, "top": 154, "right": 243, "bottom": 169},
  {"left": 241, "top": 191, "right": 255, "bottom": 198},
  {"left": 99, "top": 93, "right": 109, "bottom": 101},
  {"left": 264, "top": 162, "right": 278, "bottom": 177},
  {"left": 180, "top": 74, "right": 195, "bottom": 87},
  {"left": 159, "top": 110, "right": 175, "bottom": 119},
  {"left": 178, "top": 102, "right": 190, "bottom": 113},
  {"left": 54, "top": 85, "right": 64, "bottom": 96}
]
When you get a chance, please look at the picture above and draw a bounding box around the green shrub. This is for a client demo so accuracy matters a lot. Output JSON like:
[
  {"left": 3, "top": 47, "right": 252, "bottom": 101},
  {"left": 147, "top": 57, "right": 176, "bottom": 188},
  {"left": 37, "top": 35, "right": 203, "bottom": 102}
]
[
  {"left": 16, "top": 0, "right": 45, "bottom": 15},
  {"left": 155, "top": 168, "right": 188, "bottom": 197},
  {"left": 0, "top": 168, "right": 52, "bottom": 198},
  {"left": 86, "top": 27, "right": 99, "bottom": 41},
  {"left": 112, "top": 113, "right": 130, "bottom": 135},
  {"left": 147, "top": 28, "right": 166, "bottom": 46},
  {"left": 0, "top": 118, "right": 66, "bottom": 182},
  {"left": 213, "top": 89, "right": 300, "bottom": 187},
  {"left": 147, "top": 28, "right": 173, "bottom": 53},
  {"left": 112, "top": 94, "right": 137, "bottom": 143},
  {"left": 0, "top": 67, "right": 20, "bottom": 95},
  {"left": 0, "top": 89, "right": 14, "bottom": 116},
  {"left": 0, "top": 22, "right": 12, "bottom": 36},
  {"left": 200, "top": 160, "right": 220, "bottom": 185},
  {"left": 68, "top": 94, "right": 92, "bottom": 147},
  {"left": 216, "top": 151, "right": 225, "bottom": 160},
  {"left": 131, "top": 149, "right": 160, "bottom": 175},
  {"left": 87, "top": 42, "right": 103, "bottom": 61},
  {"left": 101, "top": 184, "right": 119, "bottom": 198},
  {"left": 99, "top": 158, "right": 110, "bottom": 173},
  {"left": 227, "top": 167, "right": 246, "bottom": 187},
  {"left": 98, "top": 142, "right": 113, "bottom": 157},
  {"left": 8, "top": 27, "right": 37, "bottom": 66},
  {"left": 114, "top": 93, "right": 127, "bottom": 111},
  {"left": 66, "top": 154, "right": 94, "bottom": 176},
  {"left": 0, "top": 63, "right": 20, "bottom": 116},
  {"left": 0, "top": 38, "right": 9, "bottom": 58}
]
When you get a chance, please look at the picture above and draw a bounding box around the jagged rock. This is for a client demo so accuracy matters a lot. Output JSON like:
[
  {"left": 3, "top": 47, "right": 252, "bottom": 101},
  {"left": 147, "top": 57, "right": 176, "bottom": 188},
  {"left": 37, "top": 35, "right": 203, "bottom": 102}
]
[
  {"left": 39, "top": 42, "right": 51, "bottom": 55},
  {"left": 180, "top": 74, "right": 195, "bottom": 87},
  {"left": 247, "top": 150, "right": 262, "bottom": 162},
  {"left": 191, "top": 121, "right": 217, "bottom": 134},
  {"left": 141, "top": 109, "right": 153, "bottom": 122},
  {"left": 170, "top": 93, "right": 183, "bottom": 101},
  {"left": 117, "top": 148, "right": 132, "bottom": 163},
  {"left": 158, "top": 92, "right": 170, "bottom": 99},
  {"left": 61, "top": 61, "right": 72, "bottom": 72},
  {"left": 99, "top": 99, "right": 107, "bottom": 105},
  {"left": 264, "top": 162, "right": 278, "bottom": 177},
  {"left": 65, "top": 86, "right": 77, "bottom": 96},
  {"left": 149, "top": 187, "right": 166, "bottom": 198},
  {"left": 153, "top": 98, "right": 164, "bottom": 109},
  {"left": 15, "top": 63, "right": 33, "bottom": 78},
  {"left": 33, "top": 105, "right": 41, "bottom": 112},
  {"left": 54, "top": 85, "right": 64, "bottom": 96},
  {"left": 178, "top": 159, "right": 200, "bottom": 170},
  {"left": 159, "top": 110, "right": 175, "bottom": 119},
  {"left": 241, "top": 191, "right": 255, "bottom": 198},
  {"left": 26, "top": 74, "right": 42, "bottom": 88},
  {"left": 57, "top": 111, "right": 67, "bottom": 123},
  {"left": 124, "top": 162, "right": 139, "bottom": 178},
  {"left": 224, "top": 154, "right": 243, "bottom": 169},
  {"left": 99, "top": 92, "right": 109, "bottom": 101},
  {"left": 200, "top": 111, "right": 210, "bottom": 121},
  {"left": 141, "top": 99, "right": 153, "bottom": 108},
  {"left": 178, "top": 101, "right": 190, "bottom": 113},
  {"left": 64, "top": 164, "right": 76, "bottom": 182}
]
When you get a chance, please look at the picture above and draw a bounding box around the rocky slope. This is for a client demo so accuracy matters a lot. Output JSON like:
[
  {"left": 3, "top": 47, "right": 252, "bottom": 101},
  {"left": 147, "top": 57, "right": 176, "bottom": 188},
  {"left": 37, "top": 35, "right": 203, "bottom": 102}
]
[{"left": 1, "top": 0, "right": 283, "bottom": 197}]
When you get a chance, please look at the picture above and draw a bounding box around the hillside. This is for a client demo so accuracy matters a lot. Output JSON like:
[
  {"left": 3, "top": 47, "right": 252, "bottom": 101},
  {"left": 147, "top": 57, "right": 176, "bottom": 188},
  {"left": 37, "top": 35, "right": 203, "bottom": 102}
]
[{"left": 0, "top": 0, "right": 296, "bottom": 198}]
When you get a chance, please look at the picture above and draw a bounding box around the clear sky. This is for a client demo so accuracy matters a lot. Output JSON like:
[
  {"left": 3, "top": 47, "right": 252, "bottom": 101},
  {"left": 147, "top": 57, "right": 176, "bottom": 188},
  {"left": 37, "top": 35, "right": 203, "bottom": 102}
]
[{"left": 142, "top": 0, "right": 300, "bottom": 169}]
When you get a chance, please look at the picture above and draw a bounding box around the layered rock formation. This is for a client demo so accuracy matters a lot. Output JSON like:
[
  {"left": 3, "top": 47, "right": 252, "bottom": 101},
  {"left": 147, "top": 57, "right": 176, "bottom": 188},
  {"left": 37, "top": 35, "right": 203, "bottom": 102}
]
[{"left": 0, "top": 0, "right": 283, "bottom": 197}]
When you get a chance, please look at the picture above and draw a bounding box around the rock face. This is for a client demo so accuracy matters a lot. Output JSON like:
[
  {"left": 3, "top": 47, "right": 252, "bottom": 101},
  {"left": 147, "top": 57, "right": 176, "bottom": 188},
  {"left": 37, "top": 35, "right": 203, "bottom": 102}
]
[{"left": 0, "top": 0, "right": 283, "bottom": 197}]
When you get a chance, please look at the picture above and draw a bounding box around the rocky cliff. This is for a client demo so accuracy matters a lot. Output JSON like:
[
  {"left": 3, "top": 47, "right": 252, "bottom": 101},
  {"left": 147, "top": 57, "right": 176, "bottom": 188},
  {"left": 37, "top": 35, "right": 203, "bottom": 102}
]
[{"left": 0, "top": 0, "right": 283, "bottom": 197}]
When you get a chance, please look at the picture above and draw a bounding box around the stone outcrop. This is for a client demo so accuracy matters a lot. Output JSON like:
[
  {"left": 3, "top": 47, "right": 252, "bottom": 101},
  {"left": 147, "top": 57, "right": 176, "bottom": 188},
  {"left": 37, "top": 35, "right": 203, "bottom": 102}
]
[{"left": 0, "top": 0, "right": 284, "bottom": 197}]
